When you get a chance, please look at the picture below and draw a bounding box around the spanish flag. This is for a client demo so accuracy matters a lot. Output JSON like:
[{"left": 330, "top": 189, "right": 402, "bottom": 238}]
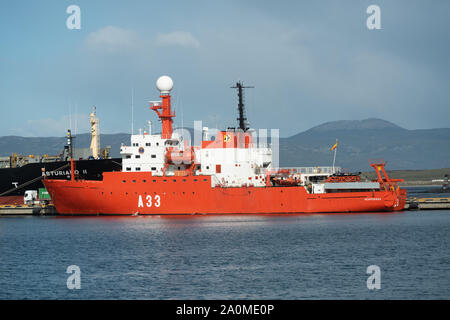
[{"left": 330, "top": 141, "right": 338, "bottom": 151}]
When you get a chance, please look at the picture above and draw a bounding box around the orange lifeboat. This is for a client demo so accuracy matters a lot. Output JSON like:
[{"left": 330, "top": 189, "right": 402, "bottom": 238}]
[
  {"left": 272, "top": 176, "right": 302, "bottom": 187},
  {"left": 165, "top": 147, "right": 195, "bottom": 165}
]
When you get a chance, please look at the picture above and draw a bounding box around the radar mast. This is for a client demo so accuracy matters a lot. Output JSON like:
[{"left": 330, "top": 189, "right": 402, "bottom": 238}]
[{"left": 231, "top": 81, "right": 253, "bottom": 132}]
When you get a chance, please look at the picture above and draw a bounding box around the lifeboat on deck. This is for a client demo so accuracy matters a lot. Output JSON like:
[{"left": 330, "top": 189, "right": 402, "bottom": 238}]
[{"left": 165, "top": 147, "right": 195, "bottom": 165}]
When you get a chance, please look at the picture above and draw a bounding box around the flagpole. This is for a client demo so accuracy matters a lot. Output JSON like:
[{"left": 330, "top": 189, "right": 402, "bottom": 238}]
[{"left": 332, "top": 139, "right": 337, "bottom": 172}]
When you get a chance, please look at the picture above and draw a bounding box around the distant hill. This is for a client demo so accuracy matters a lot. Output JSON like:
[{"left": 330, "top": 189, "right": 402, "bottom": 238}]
[
  {"left": 306, "top": 118, "right": 402, "bottom": 132},
  {"left": 279, "top": 118, "right": 450, "bottom": 170},
  {"left": 0, "top": 133, "right": 131, "bottom": 158},
  {"left": 1, "top": 118, "right": 449, "bottom": 170}
]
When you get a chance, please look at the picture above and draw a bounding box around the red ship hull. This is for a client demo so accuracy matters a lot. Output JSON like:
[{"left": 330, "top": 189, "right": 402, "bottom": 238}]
[{"left": 44, "top": 172, "right": 407, "bottom": 215}]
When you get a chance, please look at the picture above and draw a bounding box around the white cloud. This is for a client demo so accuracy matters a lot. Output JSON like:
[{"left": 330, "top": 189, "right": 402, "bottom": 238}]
[
  {"left": 85, "top": 26, "right": 140, "bottom": 53},
  {"left": 155, "top": 31, "right": 200, "bottom": 48}
]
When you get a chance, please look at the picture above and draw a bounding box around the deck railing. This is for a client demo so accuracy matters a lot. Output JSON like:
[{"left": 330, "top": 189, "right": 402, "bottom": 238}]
[{"left": 267, "top": 167, "right": 341, "bottom": 175}]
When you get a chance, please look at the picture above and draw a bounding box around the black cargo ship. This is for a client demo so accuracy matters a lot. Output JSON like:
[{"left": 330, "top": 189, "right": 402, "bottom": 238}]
[
  {"left": 0, "top": 108, "right": 124, "bottom": 200},
  {"left": 0, "top": 158, "right": 122, "bottom": 197}
]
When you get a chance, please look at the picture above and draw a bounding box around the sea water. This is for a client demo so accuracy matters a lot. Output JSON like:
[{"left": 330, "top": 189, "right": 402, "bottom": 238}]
[{"left": 1, "top": 207, "right": 449, "bottom": 299}]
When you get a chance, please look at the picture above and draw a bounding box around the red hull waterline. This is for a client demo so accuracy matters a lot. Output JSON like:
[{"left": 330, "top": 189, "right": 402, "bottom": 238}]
[{"left": 44, "top": 172, "right": 407, "bottom": 215}]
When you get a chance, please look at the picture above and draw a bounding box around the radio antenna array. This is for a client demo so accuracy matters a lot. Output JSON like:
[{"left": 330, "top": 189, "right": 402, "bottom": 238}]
[{"left": 231, "top": 81, "right": 254, "bottom": 132}]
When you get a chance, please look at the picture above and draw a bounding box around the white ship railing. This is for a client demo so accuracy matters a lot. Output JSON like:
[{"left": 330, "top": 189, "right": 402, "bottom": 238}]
[{"left": 268, "top": 167, "right": 341, "bottom": 175}]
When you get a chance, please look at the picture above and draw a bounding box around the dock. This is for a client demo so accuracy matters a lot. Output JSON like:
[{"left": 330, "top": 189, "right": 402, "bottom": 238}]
[
  {"left": 0, "top": 204, "right": 57, "bottom": 216},
  {"left": 406, "top": 197, "right": 450, "bottom": 210},
  {"left": 1, "top": 199, "right": 449, "bottom": 215}
]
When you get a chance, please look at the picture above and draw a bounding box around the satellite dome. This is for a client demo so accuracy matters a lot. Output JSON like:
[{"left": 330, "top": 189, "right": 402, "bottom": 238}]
[{"left": 156, "top": 76, "right": 174, "bottom": 94}]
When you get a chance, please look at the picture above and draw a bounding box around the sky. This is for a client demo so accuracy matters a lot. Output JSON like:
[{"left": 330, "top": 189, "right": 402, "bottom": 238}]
[{"left": 0, "top": 0, "right": 449, "bottom": 137}]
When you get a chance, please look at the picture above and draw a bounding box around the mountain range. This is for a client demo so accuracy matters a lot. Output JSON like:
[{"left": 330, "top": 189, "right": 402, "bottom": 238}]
[{"left": 1, "top": 118, "right": 449, "bottom": 170}]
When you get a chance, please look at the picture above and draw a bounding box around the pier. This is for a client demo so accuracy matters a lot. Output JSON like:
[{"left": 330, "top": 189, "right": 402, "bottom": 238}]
[
  {"left": 0, "top": 204, "right": 57, "bottom": 216},
  {"left": 1, "top": 199, "right": 449, "bottom": 215},
  {"left": 405, "top": 197, "right": 450, "bottom": 210}
]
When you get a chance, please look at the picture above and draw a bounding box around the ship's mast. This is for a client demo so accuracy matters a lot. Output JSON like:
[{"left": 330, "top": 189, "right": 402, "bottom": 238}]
[
  {"left": 231, "top": 81, "right": 253, "bottom": 132},
  {"left": 90, "top": 106, "right": 100, "bottom": 159},
  {"left": 67, "top": 129, "right": 75, "bottom": 181},
  {"left": 150, "top": 76, "right": 175, "bottom": 139}
]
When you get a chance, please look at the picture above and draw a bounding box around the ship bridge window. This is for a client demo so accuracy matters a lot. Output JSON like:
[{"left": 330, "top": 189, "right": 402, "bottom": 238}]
[
  {"left": 151, "top": 155, "right": 156, "bottom": 158},
  {"left": 135, "top": 168, "right": 141, "bottom": 171},
  {"left": 146, "top": 143, "right": 151, "bottom": 146},
  {"left": 151, "top": 167, "right": 156, "bottom": 170},
  {"left": 125, "top": 155, "right": 131, "bottom": 159},
  {"left": 126, "top": 167, "right": 131, "bottom": 171},
  {"left": 135, "top": 155, "right": 140, "bottom": 159},
  {"left": 156, "top": 142, "right": 159, "bottom": 146}
]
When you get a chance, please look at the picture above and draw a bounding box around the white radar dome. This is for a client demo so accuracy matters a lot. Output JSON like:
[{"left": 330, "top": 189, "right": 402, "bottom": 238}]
[{"left": 156, "top": 76, "right": 174, "bottom": 94}]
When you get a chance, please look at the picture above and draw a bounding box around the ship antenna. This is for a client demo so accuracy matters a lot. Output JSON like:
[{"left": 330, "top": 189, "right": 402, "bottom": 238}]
[
  {"left": 131, "top": 87, "right": 134, "bottom": 135},
  {"left": 231, "top": 81, "right": 254, "bottom": 131},
  {"left": 67, "top": 129, "right": 76, "bottom": 181}
]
